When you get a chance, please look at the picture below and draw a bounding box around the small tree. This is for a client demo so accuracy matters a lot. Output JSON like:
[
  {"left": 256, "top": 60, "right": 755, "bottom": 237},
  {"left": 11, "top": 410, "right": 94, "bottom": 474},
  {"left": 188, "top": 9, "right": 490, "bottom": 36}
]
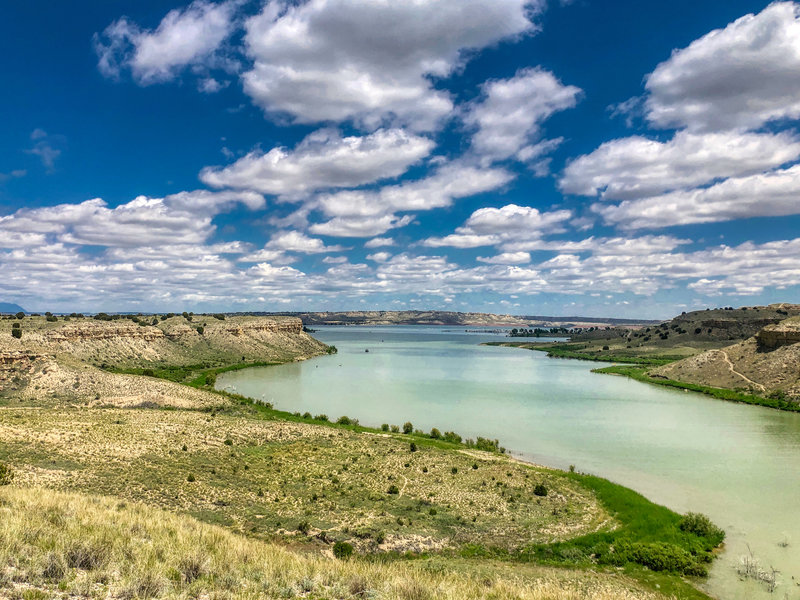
[
  {"left": 11, "top": 328, "right": 21, "bottom": 339},
  {"left": 429, "top": 428, "right": 441, "bottom": 439},
  {"left": 402, "top": 422, "right": 413, "bottom": 434},
  {"left": 409, "top": 442, "right": 417, "bottom": 452}
]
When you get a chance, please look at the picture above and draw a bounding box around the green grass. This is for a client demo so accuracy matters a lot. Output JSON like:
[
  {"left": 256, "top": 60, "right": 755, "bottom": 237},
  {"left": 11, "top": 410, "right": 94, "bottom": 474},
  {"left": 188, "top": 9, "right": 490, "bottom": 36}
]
[
  {"left": 594, "top": 365, "right": 800, "bottom": 412},
  {"left": 485, "top": 342, "right": 682, "bottom": 366}
]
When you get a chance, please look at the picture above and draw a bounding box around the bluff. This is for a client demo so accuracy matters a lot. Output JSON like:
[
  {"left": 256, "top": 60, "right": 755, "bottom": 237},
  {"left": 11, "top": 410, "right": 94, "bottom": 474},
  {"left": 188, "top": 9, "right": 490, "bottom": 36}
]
[{"left": 0, "top": 315, "right": 324, "bottom": 369}]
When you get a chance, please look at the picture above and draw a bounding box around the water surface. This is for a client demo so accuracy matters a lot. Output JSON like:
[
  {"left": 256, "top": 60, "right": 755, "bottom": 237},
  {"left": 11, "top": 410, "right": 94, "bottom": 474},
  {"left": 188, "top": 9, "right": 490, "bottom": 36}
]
[{"left": 218, "top": 326, "right": 800, "bottom": 600}]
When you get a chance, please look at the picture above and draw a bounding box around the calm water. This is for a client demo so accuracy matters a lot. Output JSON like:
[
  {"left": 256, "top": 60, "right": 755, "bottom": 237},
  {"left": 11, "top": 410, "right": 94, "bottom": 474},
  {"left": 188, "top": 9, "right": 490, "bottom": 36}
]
[{"left": 218, "top": 326, "right": 800, "bottom": 600}]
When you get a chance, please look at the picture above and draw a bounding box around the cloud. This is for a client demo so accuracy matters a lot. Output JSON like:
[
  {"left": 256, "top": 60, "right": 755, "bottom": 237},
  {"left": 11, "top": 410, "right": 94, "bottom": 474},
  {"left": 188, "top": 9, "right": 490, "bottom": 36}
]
[
  {"left": 364, "top": 237, "right": 395, "bottom": 248},
  {"left": 424, "top": 204, "right": 572, "bottom": 248},
  {"left": 309, "top": 161, "right": 513, "bottom": 237},
  {"left": 476, "top": 252, "right": 531, "bottom": 264},
  {"left": 242, "top": 0, "right": 543, "bottom": 130},
  {"left": 265, "top": 230, "right": 345, "bottom": 254},
  {"left": 559, "top": 130, "right": 800, "bottom": 200},
  {"left": 0, "top": 169, "right": 26, "bottom": 183},
  {"left": 25, "top": 129, "right": 64, "bottom": 172},
  {"left": 366, "top": 251, "right": 392, "bottom": 263},
  {"left": 0, "top": 190, "right": 261, "bottom": 248},
  {"left": 595, "top": 164, "right": 800, "bottom": 229},
  {"left": 309, "top": 215, "right": 414, "bottom": 238},
  {"left": 95, "top": 0, "right": 240, "bottom": 84},
  {"left": 644, "top": 2, "right": 800, "bottom": 131},
  {"left": 201, "top": 128, "right": 434, "bottom": 197},
  {"left": 464, "top": 67, "right": 581, "bottom": 163}
]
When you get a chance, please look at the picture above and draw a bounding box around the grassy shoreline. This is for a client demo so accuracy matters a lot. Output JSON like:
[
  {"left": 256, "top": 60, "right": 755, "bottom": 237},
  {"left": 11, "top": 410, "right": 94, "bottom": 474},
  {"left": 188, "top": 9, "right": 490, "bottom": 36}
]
[
  {"left": 1, "top": 343, "right": 722, "bottom": 598},
  {"left": 488, "top": 340, "right": 800, "bottom": 412},
  {"left": 134, "top": 358, "right": 720, "bottom": 595}
]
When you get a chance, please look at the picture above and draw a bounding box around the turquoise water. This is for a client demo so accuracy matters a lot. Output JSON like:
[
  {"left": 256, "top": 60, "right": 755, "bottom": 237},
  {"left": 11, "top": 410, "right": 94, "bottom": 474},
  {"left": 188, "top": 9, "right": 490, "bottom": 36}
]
[{"left": 217, "top": 326, "right": 800, "bottom": 599}]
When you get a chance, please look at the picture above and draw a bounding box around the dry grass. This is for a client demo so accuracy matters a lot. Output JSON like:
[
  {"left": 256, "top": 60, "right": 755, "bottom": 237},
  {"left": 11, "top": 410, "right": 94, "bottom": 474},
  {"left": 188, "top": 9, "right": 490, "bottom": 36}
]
[
  {"left": 0, "top": 486, "right": 662, "bottom": 600},
  {"left": 0, "top": 406, "right": 609, "bottom": 552}
]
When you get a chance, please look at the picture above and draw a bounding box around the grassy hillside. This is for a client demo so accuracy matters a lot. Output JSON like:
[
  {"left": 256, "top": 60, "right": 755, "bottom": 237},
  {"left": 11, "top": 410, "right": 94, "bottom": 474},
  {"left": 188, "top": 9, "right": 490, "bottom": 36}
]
[
  {"left": 0, "top": 486, "right": 672, "bottom": 600},
  {"left": 0, "top": 315, "right": 722, "bottom": 599}
]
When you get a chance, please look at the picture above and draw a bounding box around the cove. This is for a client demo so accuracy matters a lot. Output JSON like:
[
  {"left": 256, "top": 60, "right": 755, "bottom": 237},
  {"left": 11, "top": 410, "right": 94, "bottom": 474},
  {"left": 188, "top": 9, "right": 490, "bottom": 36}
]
[{"left": 217, "top": 325, "right": 800, "bottom": 600}]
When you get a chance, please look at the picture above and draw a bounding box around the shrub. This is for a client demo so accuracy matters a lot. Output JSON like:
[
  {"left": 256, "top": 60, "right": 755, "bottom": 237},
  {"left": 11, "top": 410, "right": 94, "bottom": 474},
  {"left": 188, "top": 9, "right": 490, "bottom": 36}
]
[
  {"left": 409, "top": 442, "right": 417, "bottom": 452},
  {"left": 613, "top": 541, "right": 697, "bottom": 574},
  {"left": 337, "top": 416, "right": 352, "bottom": 425},
  {"left": 314, "top": 414, "right": 329, "bottom": 422},
  {"left": 679, "top": 512, "right": 725, "bottom": 546},
  {"left": 429, "top": 508, "right": 437, "bottom": 516},
  {"left": 187, "top": 474, "right": 196, "bottom": 482},
  {"left": 65, "top": 540, "right": 109, "bottom": 570},
  {"left": 297, "top": 520, "right": 311, "bottom": 534},
  {"left": 195, "top": 326, "right": 204, "bottom": 335},
  {"left": 333, "top": 541, "right": 354, "bottom": 560},
  {"left": 381, "top": 423, "right": 390, "bottom": 432},
  {"left": 429, "top": 428, "right": 441, "bottom": 439},
  {"left": 0, "top": 462, "right": 13, "bottom": 485},
  {"left": 224, "top": 438, "right": 233, "bottom": 446},
  {"left": 326, "top": 345, "right": 338, "bottom": 354},
  {"left": 443, "top": 431, "right": 462, "bottom": 444},
  {"left": 402, "top": 422, "right": 413, "bottom": 434},
  {"left": 451, "top": 467, "right": 458, "bottom": 475},
  {"left": 302, "top": 412, "right": 312, "bottom": 419},
  {"left": 46, "top": 315, "right": 58, "bottom": 322},
  {"left": 387, "top": 485, "right": 400, "bottom": 495},
  {"left": 390, "top": 425, "right": 400, "bottom": 433},
  {"left": 15, "top": 312, "right": 24, "bottom": 319},
  {"left": 213, "top": 313, "right": 226, "bottom": 320},
  {"left": 533, "top": 483, "right": 548, "bottom": 497},
  {"left": 11, "top": 328, "right": 21, "bottom": 339}
]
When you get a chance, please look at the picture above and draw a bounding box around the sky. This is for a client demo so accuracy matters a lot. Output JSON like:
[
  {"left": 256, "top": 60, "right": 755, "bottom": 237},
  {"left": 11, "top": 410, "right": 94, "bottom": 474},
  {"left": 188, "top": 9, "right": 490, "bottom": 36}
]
[{"left": 1, "top": 0, "right": 800, "bottom": 318}]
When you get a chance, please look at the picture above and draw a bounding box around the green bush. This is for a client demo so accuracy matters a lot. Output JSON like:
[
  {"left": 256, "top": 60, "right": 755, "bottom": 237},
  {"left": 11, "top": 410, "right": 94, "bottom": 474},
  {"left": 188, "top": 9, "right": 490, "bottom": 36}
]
[
  {"left": 337, "top": 416, "right": 353, "bottom": 425},
  {"left": 297, "top": 520, "right": 311, "bottom": 534},
  {"left": 195, "top": 326, "right": 204, "bottom": 335},
  {"left": 533, "top": 483, "right": 548, "bottom": 497},
  {"left": 612, "top": 541, "right": 698, "bottom": 574},
  {"left": 402, "top": 422, "right": 413, "bottom": 434},
  {"left": 381, "top": 423, "right": 390, "bottom": 431},
  {"left": 679, "top": 512, "right": 725, "bottom": 546},
  {"left": 11, "top": 328, "right": 21, "bottom": 339},
  {"left": 314, "top": 414, "right": 329, "bottom": 422},
  {"left": 443, "top": 431, "right": 462, "bottom": 443},
  {"left": 332, "top": 541, "right": 354, "bottom": 560},
  {"left": 429, "top": 428, "right": 441, "bottom": 439},
  {"left": 0, "top": 462, "right": 13, "bottom": 485},
  {"left": 387, "top": 485, "right": 400, "bottom": 495},
  {"left": 302, "top": 412, "right": 312, "bottom": 419},
  {"left": 409, "top": 442, "right": 417, "bottom": 452},
  {"left": 187, "top": 474, "right": 196, "bottom": 482},
  {"left": 390, "top": 425, "right": 400, "bottom": 433}
]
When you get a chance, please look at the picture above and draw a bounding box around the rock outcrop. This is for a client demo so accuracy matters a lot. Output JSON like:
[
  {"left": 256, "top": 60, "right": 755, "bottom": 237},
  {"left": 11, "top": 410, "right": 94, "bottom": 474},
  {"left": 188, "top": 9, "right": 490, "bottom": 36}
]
[{"left": 756, "top": 317, "right": 800, "bottom": 351}]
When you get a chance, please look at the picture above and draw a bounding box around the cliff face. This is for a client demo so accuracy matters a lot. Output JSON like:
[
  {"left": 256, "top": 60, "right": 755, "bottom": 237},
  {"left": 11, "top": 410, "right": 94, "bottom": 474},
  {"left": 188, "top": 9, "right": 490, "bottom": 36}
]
[
  {"left": 756, "top": 318, "right": 800, "bottom": 351},
  {"left": 0, "top": 315, "right": 326, "bottom": 370}
]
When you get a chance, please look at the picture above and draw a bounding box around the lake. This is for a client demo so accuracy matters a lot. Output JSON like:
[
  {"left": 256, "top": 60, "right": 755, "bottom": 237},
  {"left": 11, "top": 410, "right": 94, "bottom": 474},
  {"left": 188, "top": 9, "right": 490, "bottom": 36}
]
[{"left": 217, "top": 325, "right": 800, "bottom": 600}]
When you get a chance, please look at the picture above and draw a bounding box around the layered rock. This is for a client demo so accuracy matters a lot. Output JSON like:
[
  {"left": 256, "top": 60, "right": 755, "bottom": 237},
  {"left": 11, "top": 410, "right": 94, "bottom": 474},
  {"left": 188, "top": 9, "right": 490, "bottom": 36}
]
[{"left": 756, "top": 318, "right": 800, "bottom": 351}]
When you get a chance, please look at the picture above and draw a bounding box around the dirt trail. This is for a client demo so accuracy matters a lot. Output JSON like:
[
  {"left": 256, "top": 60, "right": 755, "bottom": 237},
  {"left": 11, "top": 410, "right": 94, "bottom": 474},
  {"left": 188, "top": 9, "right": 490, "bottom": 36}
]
[
  {"left": 399, "top": 474, "right": 409, "bottom": 498},
  {"left": 713, "top": 349, "right": 766, "bottom": 392}
]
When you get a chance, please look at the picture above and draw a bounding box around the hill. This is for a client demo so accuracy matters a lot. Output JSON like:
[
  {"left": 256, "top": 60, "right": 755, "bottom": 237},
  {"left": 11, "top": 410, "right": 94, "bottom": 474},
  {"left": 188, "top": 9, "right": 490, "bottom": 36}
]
[
  {"left": 260, "top": 310, "right": 658, "bottom": 329},
  {"left": 0, "top": 310, "right": 721, "bottom": 599},
  {"left": 651, "top": 316, "right": 800, "bottom": 401},
  {"left": 0, "top": 302, "right": 25, "bottom": 314}
]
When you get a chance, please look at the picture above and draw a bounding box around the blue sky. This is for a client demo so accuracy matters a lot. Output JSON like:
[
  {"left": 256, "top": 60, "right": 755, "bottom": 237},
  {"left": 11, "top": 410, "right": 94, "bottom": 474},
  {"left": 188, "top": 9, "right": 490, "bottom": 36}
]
[{"left": 2, "top": 0, "right": 799, "bottom": 318}]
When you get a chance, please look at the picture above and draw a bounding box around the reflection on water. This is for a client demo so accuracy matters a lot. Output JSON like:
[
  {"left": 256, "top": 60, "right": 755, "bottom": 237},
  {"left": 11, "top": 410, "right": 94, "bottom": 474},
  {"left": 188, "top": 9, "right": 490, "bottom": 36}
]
[{"left": 218, "top": 326, "right": 800, "bottom": 600}]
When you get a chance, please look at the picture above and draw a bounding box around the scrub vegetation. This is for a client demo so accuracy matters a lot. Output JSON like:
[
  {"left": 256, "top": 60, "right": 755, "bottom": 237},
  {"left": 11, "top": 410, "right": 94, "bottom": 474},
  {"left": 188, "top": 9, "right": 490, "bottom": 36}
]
[{"left": 0, "top": 314, "right": 723, "bottom": 599}]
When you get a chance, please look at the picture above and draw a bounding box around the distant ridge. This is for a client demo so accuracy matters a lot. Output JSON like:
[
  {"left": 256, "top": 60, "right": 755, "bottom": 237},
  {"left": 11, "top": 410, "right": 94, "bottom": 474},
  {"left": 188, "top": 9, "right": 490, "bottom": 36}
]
[
  {"left": 250, "top": 310, "right": 659, "bottom": 328},
  {"left": 0, "top": 302, "right": 26, "bottom": 314}
]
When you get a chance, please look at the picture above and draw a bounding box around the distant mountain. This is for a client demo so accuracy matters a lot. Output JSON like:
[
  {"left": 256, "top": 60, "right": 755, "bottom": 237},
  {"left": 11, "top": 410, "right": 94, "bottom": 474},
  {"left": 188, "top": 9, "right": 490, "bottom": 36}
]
[{"left": 0, "top": 302, "right": 26, "bottom": 314}]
